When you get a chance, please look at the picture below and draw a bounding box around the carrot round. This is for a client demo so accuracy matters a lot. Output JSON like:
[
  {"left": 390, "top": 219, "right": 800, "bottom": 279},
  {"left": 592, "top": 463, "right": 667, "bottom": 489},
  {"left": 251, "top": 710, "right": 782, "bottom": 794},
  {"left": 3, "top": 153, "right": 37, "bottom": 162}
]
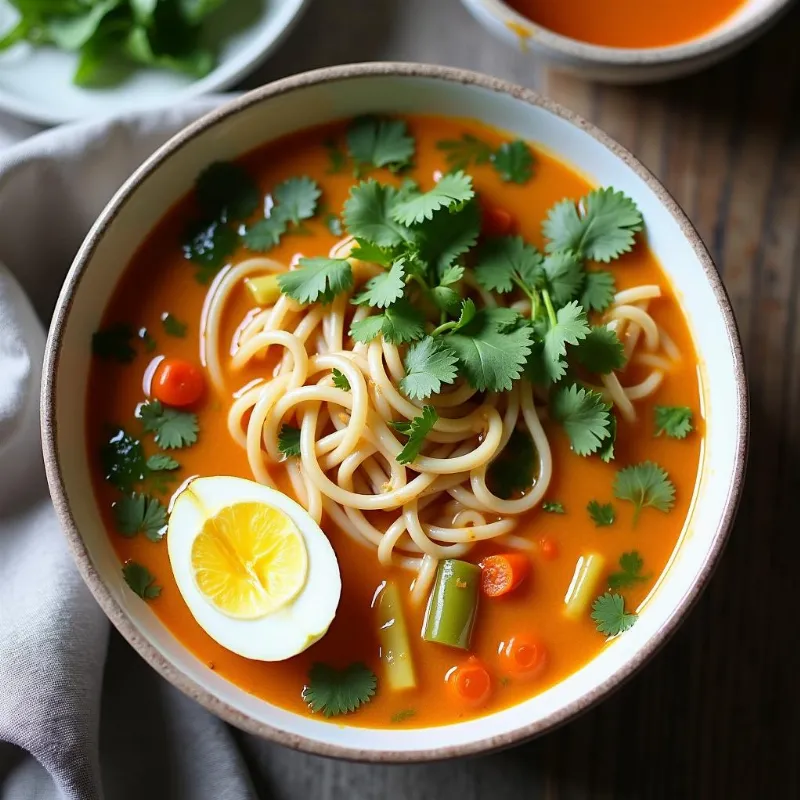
[
  {"left": 538, "top": 536, "right": 559, "bottom": 560},
  {"left": 480, "top": 553, "right": 531, "bottom": 597},
  {"left": 447, "top": 657, "right": 492, "bottom": 706},
  {"left": 152, "top": 358, "right": 205, "bottom": 407},
  {"left": 481, "top": 205, "right": 515, "bottom": 237},
  {"left": 500, "top": 634, "right": 548, "bottom": 677}
]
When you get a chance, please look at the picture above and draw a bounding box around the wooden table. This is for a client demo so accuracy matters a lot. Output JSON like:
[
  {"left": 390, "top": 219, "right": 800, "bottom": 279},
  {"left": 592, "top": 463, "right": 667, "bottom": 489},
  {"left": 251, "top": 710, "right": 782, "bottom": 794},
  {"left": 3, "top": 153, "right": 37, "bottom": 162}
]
[{"left": 239, "top": 1, "right": 799, "bottom": 795}]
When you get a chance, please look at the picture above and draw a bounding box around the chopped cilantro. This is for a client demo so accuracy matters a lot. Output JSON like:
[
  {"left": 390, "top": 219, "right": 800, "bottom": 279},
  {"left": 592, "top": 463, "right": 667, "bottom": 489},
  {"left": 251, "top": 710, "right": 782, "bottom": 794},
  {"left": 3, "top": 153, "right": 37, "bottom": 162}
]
[
  {"left": 92, "top": 324, "right": 136, "bottom": 363},
  {"left": 242, "top": 215, "right": 287, "bottom": 252},
  {"left": 436, "top": 133, "right": 494, "bottom": 172},
  {"left": 346, "top": 116, "right": 415, "bottom": 173},
  {"left": 331, "top": 369, "right": 351, "bottom": 391},
  {"left": 302, "top": 662, "right": 377, "bottom": 718},
  {"left": 550, "top": 384, "right": 613, "bottom": 456},
  {"left": 113, "top": 493, "right": 167, "bottom": 541},
  {"left": 587, "top": 500, "right": 615, "bottom": 527},
  {"left": 391, "top": 406, "right": 438, "bottom": 465},
  {"left": 581, "top": 270, "right": 616, "bottom": 312},
  {"left": 654, "top": 406, "right": 694, "bottom": 439},
  {"left": 146, "top": 454, "right": 180, "bottom": 471},
  {"left": 591, "top": 592, "right": 637, "bottom": 636},
  {"left": 278, "top": 257, "right": 353, "bottom": 305},
  {"left": 349, "top": 300, "right": 426, "bottom": 345},
  {"left": 272, "top": 176, "right": 321, "bottom": 225},
  {"left": 576, "top": 326, "right": 626, "bottom": 374},
  {"left": 122, "top": 561, "right": 162, "bottom": 600},
  {"left": 161, "top": 313, "right": 187, "bottom": 338},
  {"left": 277, "top": 424, "right": 301, "bottom": 458},
  {"left": 390, "top": 171, "right": 474, "bottom": 226},
  {"left": 353, "top": 259, "right": 406, "bottom": 308},
  {"left": 400, "top": 336, "right": 459, "bottom": 400},
  {"left": 195, "top": 161, "right": 259, "bottom": 221},
  {"left": 543, "top": 501, "right": 565, "bottom": 513},
  {"left": 139, "top": 400, "right": 198, "bottom": 450},
  {"left": 182, "top": 219, "right": 238, "bottom": 283},
  {"left": 487, "top": 428, "right": 535, "bottom": 500},
  {"left": 101, "top": 428, "right": 146, "bottom": 492},
  {"left": 608, "top": 551, "right": 649, "bottom": 590},
  {"left": 613, "top": 461, "right": 676, "bottom": 525},
  {"left": 491, "top": 140, "right": 534, "bottom": 184}
]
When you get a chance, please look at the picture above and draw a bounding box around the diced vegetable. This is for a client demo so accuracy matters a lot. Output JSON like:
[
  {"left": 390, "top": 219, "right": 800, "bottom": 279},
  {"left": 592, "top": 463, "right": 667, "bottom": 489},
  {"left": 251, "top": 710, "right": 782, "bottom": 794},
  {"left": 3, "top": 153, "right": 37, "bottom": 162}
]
[
  {"left": 499, "top": 634, "right": 548, "bottom": 677},
  {"left": 479, "top": 553, "right": 531, "bottom": 598},
  {"left": 152, "top": 359, "right": 205, "bottom": 408},
  {"left": 377, "top": 581, "right": 416, "bottom": 691},
  {"left": 422, "top": 559, "right": 480, "bottom": 649},
  {"left": 245, "top": 274, "right": 281, "bottom": 306},
  {"left": 563, "top": 553, "right": 606, "bottom": 620},
  {"left": 447, "top": 656, "right": 492, "bottom": 706}
]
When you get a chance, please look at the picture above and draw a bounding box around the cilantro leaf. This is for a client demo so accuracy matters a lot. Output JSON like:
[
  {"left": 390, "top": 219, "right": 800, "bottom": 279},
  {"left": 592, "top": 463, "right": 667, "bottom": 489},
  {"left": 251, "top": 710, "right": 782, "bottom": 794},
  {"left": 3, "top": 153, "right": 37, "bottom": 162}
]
[
  {"left": 543, "top": 501, "right": 565, "bottom": 513},
  {"left": 491, "top": 140, "right": 534, "bottom": 184},
  {"left": 113, "top": 493, "right": 167, "bottom": 541},
  {"left": 474, "top": 236, "right": 543, "bottom": 294},
  {"left": 608, "top": 551, "right": 650, "bottom": 590},
  {"left": 487, "top": 428, "right": 535, "bottom": 499},
  {"left": 92, "top": 324, "right": 136, "bottom": 363},
  {"left": 349, "top": 300, "right": 426, "bottom": 345},
  {"left": 325, "top": 212, "right": 343, "bottom": 236},
  {"left": 542, "top": 250, "right": 584, "bottom": 306},
  {"left": 451, "top": 298, "right": 478, "bottom": 332},
  {"left": 101, "top": 428, "right": 147, "bottom": 492},
  {"left": 302, "top": 662, "right": 377, "bottom": 718},
  {"left": 587, "top": 500, "right": 615, "bottom": 527},
  {"left": 324, "top": 139, "right": 348, "bottom": 174},
  {"left": 139, "top": 400, "right": 198, "bottom": 450},
  {"left": 195, "top": 161, "right": 259, "bottom": 221},
  {"left": 436, "top": 133, "right": 493, "bottom": 172},
  {"left": 550, "top": 384, "right": 613, "bottom": 456},
  {"left": 400, "top": 337, "right": 459, "bottom": 400},
  {"left": 146, "top": 454, "right": 180, "bottom": 471},
  {"left": 343, "top": 180, "right": 413, "bottom": 247},
  {"left": 183, "top": 219, "right": 238, "bottom": 283},
  {"left": 543, "top": 188, "right": 643, "bottom": 262},
  {"left": 277, "top": 424, "right": 301, "bottom": 457},
  {"left": 346, "top": 116, "right": 415, "bottom": 172},
  {"left": 241, "top": 215, "right": 288, "bottom": 252},
  {"left": 391, "top": 406, "right": 438, "bottom": 465},
  {"left": 598, "top": 413, "right": 617, "bottom": 464},
  {"left": 350, "top": 238, "right": 394, "bottom": 265},
  {"left": 272, "top": 176, "right": 321, "bottom": 224},
  {"left": 416, "top": 198, "right": 481, "bottom": 277},
  {"left": 161, "top": 313, "right": 187, "bottom": 338},
  {"left": 581, "top": 270, "right": 616, "bottom": 312},
  {"left": 654, "top": 406, "right": 694, "bottom": 439},
  {"left": 613, "top": 461, "right": 676, "bottom": 525},
  {"left": 576, "top": 326, "right": 626, "bottom": 374},
  {"left": 445, "top": 308, "right": 534, "bottom": 392},
  {"left": 122, "top": 561, "right": 162, "bottom": 600},
  {"left": 591, "top": 592, "right": 637, "bottom": 636},
  {"left": 543, "top": 301, "right": 591, "bottom": 383},
  {"left": 278, "top": 257, "right": 353, "bottom": 305},
  {"left": 331, "top": 368, "right": 351, "bottom": 391},
  {"left": 391, "top": 171, "right": 474, "bottom": 226},
  {"left": 353, "top": 259, "right": 406, "bottom": 308}
]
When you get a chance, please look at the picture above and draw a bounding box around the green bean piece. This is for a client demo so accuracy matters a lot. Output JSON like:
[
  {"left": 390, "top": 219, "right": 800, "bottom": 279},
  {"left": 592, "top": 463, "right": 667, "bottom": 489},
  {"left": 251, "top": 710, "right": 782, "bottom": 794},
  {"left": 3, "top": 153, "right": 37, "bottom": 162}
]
[{"left": 422, "top": 559, "right": 480, "bottom": 649}]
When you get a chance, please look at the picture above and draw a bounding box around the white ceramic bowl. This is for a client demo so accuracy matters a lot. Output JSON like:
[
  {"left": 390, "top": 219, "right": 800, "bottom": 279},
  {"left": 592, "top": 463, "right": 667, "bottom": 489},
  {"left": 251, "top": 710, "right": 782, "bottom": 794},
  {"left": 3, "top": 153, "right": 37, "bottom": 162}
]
[
  {"left": 42, "top": 63, "right": 747, "bottom": 761},
  {"left": 461, "top": 0, "right": 793, "bottom": 83}
]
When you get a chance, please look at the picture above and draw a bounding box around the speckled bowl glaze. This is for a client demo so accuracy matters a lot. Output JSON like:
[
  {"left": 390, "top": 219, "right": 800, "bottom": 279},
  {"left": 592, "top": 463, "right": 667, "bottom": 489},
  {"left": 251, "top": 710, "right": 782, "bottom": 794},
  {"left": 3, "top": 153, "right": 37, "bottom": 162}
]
[
  {"left": 461, "top": 0, "right": 793, "bottom": 83},
  {"left": 42, "top": 63, "right": 747, "bottom": 761}
]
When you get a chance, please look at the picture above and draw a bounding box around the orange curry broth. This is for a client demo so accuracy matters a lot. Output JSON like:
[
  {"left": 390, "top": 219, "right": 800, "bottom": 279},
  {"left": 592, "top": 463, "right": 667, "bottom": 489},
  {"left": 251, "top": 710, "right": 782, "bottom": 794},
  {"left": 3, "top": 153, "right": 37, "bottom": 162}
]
[
  {"left": 87, "top": 115, "right": 703, "bottom": 728},
  {"left": 506, "top": 0, "right": 746, "bottom": 48}
]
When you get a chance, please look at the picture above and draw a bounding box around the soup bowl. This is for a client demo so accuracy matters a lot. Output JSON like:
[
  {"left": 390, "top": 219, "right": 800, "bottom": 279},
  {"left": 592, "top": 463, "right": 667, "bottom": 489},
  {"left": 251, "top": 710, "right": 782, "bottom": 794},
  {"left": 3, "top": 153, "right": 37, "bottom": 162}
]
[
  {"left": 461, "top": 0, "right": 793, "bottom": 83},
  {"left": 42, "top": 62, "right": 747, "bottom": 760}
]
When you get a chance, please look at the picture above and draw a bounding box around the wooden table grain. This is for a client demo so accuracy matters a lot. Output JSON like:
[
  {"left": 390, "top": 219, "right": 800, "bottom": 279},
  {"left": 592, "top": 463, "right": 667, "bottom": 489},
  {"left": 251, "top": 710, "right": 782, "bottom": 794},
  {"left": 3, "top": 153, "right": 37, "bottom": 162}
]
[{"left": 237, "top": 1, "right": 800, "bottom": 796}]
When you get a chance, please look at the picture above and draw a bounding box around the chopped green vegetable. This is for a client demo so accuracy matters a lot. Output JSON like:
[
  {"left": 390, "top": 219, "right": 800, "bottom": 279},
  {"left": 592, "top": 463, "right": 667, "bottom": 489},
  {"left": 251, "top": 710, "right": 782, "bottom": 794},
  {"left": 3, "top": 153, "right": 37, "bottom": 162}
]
[
  {"left": 491, "top": 140, "right": 535, "bottom": 184},
  {"left": 564, "top": 553, "right": 606, "bottom": 620},
  {"left": 346, "top": 116, "right": 415, "bottom": 173},
  {"left": 608, "top": 551, "right": 649, "bottom": 590},
  {"left": 122, "top": 561, "right": 162, "bottom": 600},
  {"left": 376, "top": 581, "right": 416, "bottom": 690},
  {"left": 113, "top": 492, "right": 167, "bottom": 541},
  {"left": 613, "top": 461, "right": 676, "bottom": 525},
  {"left": 391, "top": 406, "right": 438, "bottom": 465},
  {"left": 399, "top": 337, "right": 459, "bottom": 401},
  {"left": 277, "top": 424, "right": 301, "bottom": 458},
  {"left": 422, "top": 559, "right": 481, "bottom": 650},
  {"left": 92, "top": 324, "right": 136, "bottom": 363},
  {"left": 591, "top": 592, "right": 637, "bottom": 636},
  {"left": 331, "top": 368, "right": 351, "bottom": 391},
  {"left": 139, "top": 400, "right": 198, "bottom": 450},
  {"left": 587, "top": 500, "right": 615, "bottom": 527},
  {"left": 543, "top": 501, "right": 565, "bottom": 514},
  {"left": 550, "top": 384, "right": 613, "bottom": 456},
  {"left": 302, "top": 662, "right": 377, "bottom": 718},
  {"left": 654, "top": 406, "right": 694, "bottom": 439},
  {"left": 278, "top": 257, "right": 353, "bottom": 305},
  {"left": 161, "top": 313, "right": 187, "bottom": 338},
  {"left": 487, "top": 428, "right": 535, "bottom": 500},
  {"left": 101, "top": 428, "right": 147, "bottom": 492}
]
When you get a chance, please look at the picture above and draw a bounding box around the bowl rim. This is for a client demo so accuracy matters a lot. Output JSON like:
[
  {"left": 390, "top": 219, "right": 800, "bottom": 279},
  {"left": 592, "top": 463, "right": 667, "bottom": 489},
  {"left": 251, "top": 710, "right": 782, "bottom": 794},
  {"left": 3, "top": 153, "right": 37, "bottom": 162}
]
[
  {"left": 462, "top": 0, "right": 794, "bottom": 65},
  {"left": 41, "top": 61, "right": 749, "bottom": 762}
]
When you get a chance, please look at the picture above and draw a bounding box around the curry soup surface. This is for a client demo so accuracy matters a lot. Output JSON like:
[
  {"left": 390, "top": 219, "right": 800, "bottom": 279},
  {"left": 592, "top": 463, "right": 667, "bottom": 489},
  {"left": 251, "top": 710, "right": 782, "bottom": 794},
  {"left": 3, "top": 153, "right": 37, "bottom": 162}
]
[{"left": 87, "top": 115, "right": 703, "bottom": 728}]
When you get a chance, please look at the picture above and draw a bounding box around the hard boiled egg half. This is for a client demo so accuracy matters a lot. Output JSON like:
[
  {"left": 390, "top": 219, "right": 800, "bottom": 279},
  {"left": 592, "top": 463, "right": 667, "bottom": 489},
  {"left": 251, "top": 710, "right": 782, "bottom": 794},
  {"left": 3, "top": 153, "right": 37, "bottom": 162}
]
[{"left": 168, "top": 476, "right": 341, "bottom": 661}]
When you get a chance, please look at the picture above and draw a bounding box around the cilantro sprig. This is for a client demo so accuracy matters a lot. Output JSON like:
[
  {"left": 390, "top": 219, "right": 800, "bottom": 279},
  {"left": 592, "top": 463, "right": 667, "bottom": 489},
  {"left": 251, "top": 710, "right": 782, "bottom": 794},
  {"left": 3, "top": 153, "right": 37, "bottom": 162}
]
[
  {"left": 391, "top": 406, "right": 438, "bottom": 465},
  {"left": 587, "top": 500, "right": 615, "bottom": 527},
  {"left": 654, "top": 406, "right": 694, "bottom": 439},
  {"left": 614, "top": 462, "right": 676, "bottom": 525},
  {"left": 608, "top": 551, "right": 650, "bottom": 590},
  {"left": 591, "top": 592, "right": 638, "bottom": 636},
  {"left": 303, "top": 662, "right": 377, "bottom": 718},
  {"left": 139, "top": 400, "right": 198, "bottom": 450},
  {"left": 113, "top": 493, "right": 167, "bottom": 541},
  {"left": 436, "top": 133, "right": 534, "bottom": 184},
  {"left": 122, "top": 562, "right": 162, "bottom": 601}
]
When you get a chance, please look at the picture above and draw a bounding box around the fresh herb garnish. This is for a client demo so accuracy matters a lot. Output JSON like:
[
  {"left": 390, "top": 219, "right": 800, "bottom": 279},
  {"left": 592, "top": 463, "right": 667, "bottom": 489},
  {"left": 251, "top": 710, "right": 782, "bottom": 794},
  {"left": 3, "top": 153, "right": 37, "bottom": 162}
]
[
  {"left": 278, "top": 257, "right": 353, "bottom": 305},
  {"left": 654, "top": 406, "right": 694, "bottom": 439},
  {"left": 613, "top": 461, "right": 676, "bottom": 525},
  {"left": 331, "top": 368, "right": 351, "bottom": 391},
  {"left": 391, "top": 709, "right": 416, "bottom": 724},
  {"left": 139, "top": 400, "right": 198, "bottom": 450},
  {"left": 575, "top": 327, "right": 626, "bottom": 374},
  {"left": 435, "top": 133, "right": 534, "bottom": 184},
  {"left": 92, "top": 324, "right": 137, "bottom": 363},
  {"left": 353, "top": 259, "right": 406, "bottom": 308},
  {"left": 122, "top": 561, "right": 162, "bottom": 600},
  {"left": 550, "top": 384, "right": 613, "bottom": 457},
  {"left": 161, "top": 313, "right": 187, "bottom": 338},
  {"left": 399, "top": 336, "right": 459, "bottom": 400},
  {"left": 146, "top": 454, "right": 180, "bottom": 472},
  {"left": 591, "top": 592, "right": 637, "bottom": 636},
  {"left": 543, "top": 501, "right": 565, "bottom": 513},
  {"left": 349, "top": 300, "right": 426, "bottom": 345},
  {"left": 324, "top": 138, "right": 348, "bottom": 173},
  {"left": 581, "top": 270, "right": 616, "bottom": 312},
  {"left": 302, "top": 662, "right": 377, "bottom": 718},
  {"left": 277, "top": 424, "right": 302, "bottom": 458},
  {"left": 113, "top": 493, "right": 167, "bottom": 541},
  {"left": 346, "top": 116, "right": 415, "bottom": 173},
  {"left": 391, "top": 171, "right": 473, "bottom": 225},
  {"left": 101, "top": 428, "right": 147, "bottom": 492},
  {"left": 391, "top": 406, "right": 438, "bottom": 465},
  {"left": 491, "top": 140, "right": 534, "bottom": 184},
  {"left": 242, "top": 216, "right": 286, "bottom": 252},
  {"left": 325, "top": 212, "right": 343, "bottom": 236},
  {"left": 587, "top": 500, "right": 615, "bottom": 527},
  {"left": 487, "top": 428, "right": 535, "bottom": 500},
  {"left": 608, "top": 551, "right": 649, "bottom": 590},
  {"left": 183, "top": 218, "right": 238, "bottom": 284},
  {"left": 195, "top": 161, "right": 259, "bottom": 221}
]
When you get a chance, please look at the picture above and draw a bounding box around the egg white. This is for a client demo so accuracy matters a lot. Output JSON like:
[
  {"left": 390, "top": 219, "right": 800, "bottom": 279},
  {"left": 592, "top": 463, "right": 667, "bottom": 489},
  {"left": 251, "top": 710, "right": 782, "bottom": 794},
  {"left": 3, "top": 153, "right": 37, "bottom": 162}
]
[{"left": 167, "top": 475, "right": 341, "bottom": 661}]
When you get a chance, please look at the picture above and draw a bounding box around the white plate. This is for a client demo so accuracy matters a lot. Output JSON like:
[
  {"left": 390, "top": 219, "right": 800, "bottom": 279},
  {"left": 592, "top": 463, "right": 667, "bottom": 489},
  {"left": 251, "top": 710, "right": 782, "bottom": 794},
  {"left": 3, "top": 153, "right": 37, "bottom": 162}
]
[{"left": 0, "top": 0, "right": 310, "bottom": 125}]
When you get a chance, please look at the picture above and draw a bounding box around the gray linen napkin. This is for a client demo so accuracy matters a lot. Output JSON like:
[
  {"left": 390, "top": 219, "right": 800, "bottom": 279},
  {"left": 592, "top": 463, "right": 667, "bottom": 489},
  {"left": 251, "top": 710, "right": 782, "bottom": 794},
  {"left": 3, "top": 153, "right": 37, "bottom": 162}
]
[{"left": 0, "top": 100, "right": 260, "bottom": 800}]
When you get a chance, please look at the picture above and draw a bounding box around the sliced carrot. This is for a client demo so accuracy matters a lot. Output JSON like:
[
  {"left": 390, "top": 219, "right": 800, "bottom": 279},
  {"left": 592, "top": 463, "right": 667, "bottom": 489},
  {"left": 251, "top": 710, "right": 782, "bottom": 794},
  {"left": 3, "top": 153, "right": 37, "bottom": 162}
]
[
  {"left": 538, "top": 537, "right": 559, "bottom": 560},
  {"left": 152, "top": 358, "right": 205, "bottom": 407},
  {"left": 447, "top": 656, "right": 492, "bottom": 706},
  {"left": 500, "top": 634, "right": 548, "bottom": 677},
  {"left": 481, "top": 205, "right": 515, "bottom": 237},
  {"left": 479, "top": 553, "right": 531, "bottom": 597}
]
